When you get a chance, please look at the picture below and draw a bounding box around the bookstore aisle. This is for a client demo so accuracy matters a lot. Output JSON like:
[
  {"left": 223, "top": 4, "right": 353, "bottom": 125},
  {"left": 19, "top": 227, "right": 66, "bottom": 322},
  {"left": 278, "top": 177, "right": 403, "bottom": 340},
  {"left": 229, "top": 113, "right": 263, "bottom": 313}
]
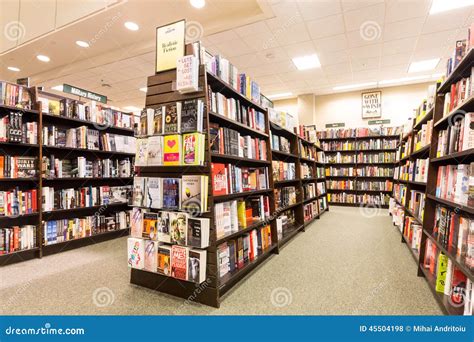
[{"left": 0, "top": 206, "right": 441, "bottom": 315}]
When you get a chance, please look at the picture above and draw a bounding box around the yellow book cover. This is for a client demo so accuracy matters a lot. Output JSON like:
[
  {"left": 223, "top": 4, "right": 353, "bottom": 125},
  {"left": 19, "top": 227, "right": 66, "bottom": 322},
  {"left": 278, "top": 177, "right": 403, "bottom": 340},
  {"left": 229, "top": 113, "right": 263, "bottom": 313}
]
[
  {"left": 163, "top": 135, "right": 181, "bottom": 165},
  {"left": 183, "top": 133, "right": 203, "bottom": 165},
  {"left": 245, "top": 76, "right": 251, "bottom": 99},
  {"left": 48, "top": 100, "right": 60, "bottom": 115},
  {"left": 237, "top": 200, "right": 246, "bottom": 228},
  {"left": 435, "top": 253, "right": 448, "bottom": 293}
]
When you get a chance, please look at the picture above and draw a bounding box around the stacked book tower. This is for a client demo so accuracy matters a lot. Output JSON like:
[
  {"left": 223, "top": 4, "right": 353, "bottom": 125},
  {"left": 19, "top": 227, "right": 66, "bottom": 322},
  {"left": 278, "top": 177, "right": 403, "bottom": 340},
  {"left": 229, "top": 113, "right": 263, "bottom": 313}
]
[
  {"left": 128, "top": 44, "right": 328, "bottom": 307},
  {"left": 0, "top": 82, "right": 136, "bottom": 265},
  {"left": 318, "top": 127, "right": 400, "bottom": 209}
]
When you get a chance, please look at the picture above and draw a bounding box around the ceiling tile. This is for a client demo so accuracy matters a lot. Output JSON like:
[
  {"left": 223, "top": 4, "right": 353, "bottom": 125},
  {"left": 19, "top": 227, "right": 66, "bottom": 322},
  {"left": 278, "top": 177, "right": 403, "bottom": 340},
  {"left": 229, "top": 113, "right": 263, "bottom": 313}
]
[
  {"left": 313, "top": 34, "right": 349, "bottom": 52},
  {"left": 256, "top": 47, "right": 289, "bottom": 63},
  {"left": 206, "top": 30, "right": 240, "bottom": 45},
  {"left": 351, "top": 56, "right": 380, "bottom": 72},
  {"left": 270, "top": 1, "right": 301, "bottom": 17},
  {"left": 306, "top": 14, "right": 346, "bottom": 40},
  {"left": 381, "top": 53, "right": 411, "bottom": 67},
  {"left": 296, "top": 0, "right": 342, "bottom": 21},
  {"left": 327, "top": 73, "right": 354, "bottom": 85},
  {"left": 383, "top": 17, "right": 425, "bottom": 41},
  {"left": 318, "top": 50, "right": 351, "bottom": 66},
  {"left": 341, "top": 0, "right": 384, "bottom": 12},
  {"left": 215, "top": 38, "right": 255, "bottom": 57},
  {"left": 323, "top": 62, "right": 352, "bottom": 76},
  {"left": 382, "top": 37, "right": 417, "bottom": 55},
  {"left": 283, "top": 41, "right": 317, "bottom": 59},
  {"left": 385, "top": 0, "right": 431, "bottom": 23},
  {"left": 244, "top": 32, "right": 279, "bottom": 51},
  {"left": 234, "top": 21, "right": 272, "bottom": 38},
  {"left": 271, "top": 22, "right": 311, "bottom": 45},
  {"left": 343, "top": 3, "right": 385, "bottom": 32},
  {"left": 346, "top": 29, "right": 383, "bottom": 48},
  {"left": 415, "top": 29, "right": 459, "bottom": 52},
  {"left": 349, "top": 44, "right": 382, "bottom": 58},
  {"left": 422, "top": 8, "right": 471, "bottom": 34}
]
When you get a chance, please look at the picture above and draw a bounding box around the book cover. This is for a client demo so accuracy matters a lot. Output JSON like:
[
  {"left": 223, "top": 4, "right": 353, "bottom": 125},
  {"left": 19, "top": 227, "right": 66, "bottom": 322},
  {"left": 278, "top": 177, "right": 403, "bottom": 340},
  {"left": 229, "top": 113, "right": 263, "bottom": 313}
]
[
  {"left": 170, "top": 212, "right": 188, "bottom": 245},
  {"left": 127, "top": 238, "right": 144, "bottom": 269},
  {"left": 132, "top": 177, "right": 147, "bottom": 207},
  {"left": 147, "top": 136, "right": 163, "bottom": 166},
  {"left": 142, "top": 212, "right": 158, "bottom": 240},
  {"left": 182, "top": 133, "right": 203, "bottom": 165},
  {"left": 435, "top": 253, "right": 449, "bottom": 293},
  {"left": 181, "top": 99, "right": 199, "bottom": 132},
  {"left": 157, "top": 211, "right": 171, "bottom": 243},
  {"left": 171, "top": 245, "right": 188, "bottom": 280},
  {"left": 164, "top": 102, "right": 180, "bottom": 134},
  {"left": 181, "top": 175, "right": 203, "bottom": 213},
  {"left": 135, "top": 138, "right": 148, "bottom": 166},
  {"left": 153, "top": 106, "right": 164, "bottom": 135},
  {"left": 162, "top": 178, "right": 181, "bottom": 210},
  {"left": 157, "top": 245, "right": 172, "bottom": 275},
  {"left": 144, "top": 240, "right": 158, "bottom": 272},
  {"left": 187, "top": 217, "right": 210, "bottom": 248},
  {"left": 163, "top": 135, "right": 181, "bottom": 165},
  {"left": 211, "top": 163, "right": 228, "bottom": 196},
  {"left": 130, "top": 207, "right": 144, "bottom": 238},
  {"left": 146, "top": 177, "right": 162, "bottom": 209},
  {"left": 450, "top": 267, "right": 467, "bottom": 306},
  {"left": 188, "top": 249, "right": 206, "bottom": 284}
]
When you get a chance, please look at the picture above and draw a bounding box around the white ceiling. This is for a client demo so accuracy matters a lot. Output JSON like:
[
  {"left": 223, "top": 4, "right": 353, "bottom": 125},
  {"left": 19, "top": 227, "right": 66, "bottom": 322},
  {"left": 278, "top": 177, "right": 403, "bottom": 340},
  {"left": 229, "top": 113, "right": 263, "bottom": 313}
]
[{"left": 1, "top": 0, "right": 473, "bottom": 109}]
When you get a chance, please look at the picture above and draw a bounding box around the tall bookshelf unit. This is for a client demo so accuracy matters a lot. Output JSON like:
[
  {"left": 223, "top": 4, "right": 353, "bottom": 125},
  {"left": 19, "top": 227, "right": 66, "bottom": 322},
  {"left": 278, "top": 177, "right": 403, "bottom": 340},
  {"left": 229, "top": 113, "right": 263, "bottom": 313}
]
[
  {"left": 0, "top": 87, "right": 135, "bottom": 266},
  {"left": 321, "top": 134, "right": 399, "bottom": 209}
]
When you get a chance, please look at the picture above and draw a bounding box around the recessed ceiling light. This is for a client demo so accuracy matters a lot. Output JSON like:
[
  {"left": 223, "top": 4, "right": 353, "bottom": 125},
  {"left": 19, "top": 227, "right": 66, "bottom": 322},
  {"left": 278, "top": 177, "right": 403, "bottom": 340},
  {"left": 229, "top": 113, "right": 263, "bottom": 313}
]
[
  {"left": 123, "top": 106, "right": 140, "bottom": 112},
  {"left": 333, "top": 82, "right": 377, "bottom": 91},
  {"left": 7, "top": 66, "right": 20, "bottom": 72},
  {"left": 379, "top": 75, "right": 431, "bottom": 85},
  {"left": 139, "top": 87, "right": 147, "bottom": 92},
  {"left": 124, "top": 21, "right": 139, "bottom": 31},
  {"left": 292, "top": 54, "right": 321, "bottom": 70},
  {"left": 190, "top": 0, "right": 206, "bottom": 8},
  {"left": 408, "top": 58, "right": 440, "bottom": 73},
  {"left": 37, "top": 55, "right": 50, "bottom": 62},
  {"left": 76, "top": 40, "right": 90, "bottom": 48},
  {"left": 267, "top": 92, "right": 293, "bottom": 99},
  {"left": 430, "top": 0, "right": 474, "bottom": 14},
  {"left": 51, "top": 85, "right": 63, "bottom": 91}
]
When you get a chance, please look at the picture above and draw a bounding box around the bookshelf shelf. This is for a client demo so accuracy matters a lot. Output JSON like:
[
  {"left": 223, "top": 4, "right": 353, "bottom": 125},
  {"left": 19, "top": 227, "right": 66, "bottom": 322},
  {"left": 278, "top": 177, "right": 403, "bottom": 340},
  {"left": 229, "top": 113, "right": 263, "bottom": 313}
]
[
  {"left": 215, "top": 220, "right": 270, "bottom": 244},
  {"left": 208, "top": 111, "right": 268, "bottom": 138},
  {"left": 213, "top": 189, "right": 272, "bottom": 202},
  {"left": 303, "top": 196, "right": 318, "bottom": 204},
  {"left": 413, "top": 107, "right": 434, "bottom": 130},
  {"left": 210, "top": 153, "right": 271, "bottom": 165},
  {"left": 43, "top": 145, "right": 135, "bottom": 157},
  {"left": 409, "top": 144, "right": 430, "bottom": 158},
  {"left": 278, "top": 224, "right": 304, "bottom": 247},
  {"left": 426, "top": 194, "right": 474, "bottom": 215},
  {"left": 276, "top": 201, "right": 301, "bottom": 213},
  {"left": 434, "top": 94, "right": 474, "bottom": 128},
  {"left": 0, "top": 177, "right": 39, "bottom": 182},
  {"left": 0, "top": 104, "right": 40, "bottom": 115},
  {"left": 0, "top": 247, "right": 40, "bottom": 266},
  {"left": 0, "top": 141, "right": 39, "bottom": 148},
  {"left": 407, "top": 180, "right": 427, "bottom": 187},
  {"left": 319, "top": 135, "right": 399, "bottom": 141},
  {"left": 401, "top": 233, "right": 420, "bottom": 262},
  {"left": 438, "top": 47, "right": 474, "bottom": 94},
  {"left": 430, "top": 148, "right": 474, "bottom": 164},
  {"left": 42, "top": 177, "right": 133, "bottom": 182},
  {"left": 326, "top": 175, "right": 392, "bottom": 179},
  {"left": 271, "top": 150, "right": 299, "bottom": 159},
  {"left": 274, "top": 179, "right": 300, "bottom": 186}
]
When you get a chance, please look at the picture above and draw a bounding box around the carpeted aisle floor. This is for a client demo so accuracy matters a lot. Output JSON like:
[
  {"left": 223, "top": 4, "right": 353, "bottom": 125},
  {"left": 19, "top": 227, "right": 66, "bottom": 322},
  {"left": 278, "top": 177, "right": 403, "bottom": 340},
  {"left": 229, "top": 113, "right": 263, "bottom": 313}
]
[{"left": 0, "top": 206, "right": 442, "bottom": 315}]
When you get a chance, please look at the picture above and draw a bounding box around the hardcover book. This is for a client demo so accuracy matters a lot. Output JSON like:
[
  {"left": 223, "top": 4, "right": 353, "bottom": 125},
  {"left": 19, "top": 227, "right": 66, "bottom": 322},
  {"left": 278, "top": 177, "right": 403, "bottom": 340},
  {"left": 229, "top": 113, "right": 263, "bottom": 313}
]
[
  {"left": 211, "top": 163, "right": 228, "bottom": 196},
  {"left": 146, "top": 177, "right": 162, "bottom": 209},
  {"left": 181, "top": 99, "right": 201, "bottom": 133},
  {"left": 127, "top": 238, "right": 144, "bottom": 269},
  {"left": 187, "top": 217, "right": 210, "bottom": 248},
  {"left": 163, "top": 102, "right": 181, "bottom": 134},
  {"left": 135, "top": 138, "right": 148, "bottom": 166},
  {"left": 163, "top": 135, "right": 182, "bottom": 165},
  {"left": 153, "top": 106, "right": 165, "bottom": 135},
  {"left": 183, "top": 133, "right": 204, "bottom": 165},
  {"left": 147, "top": 136, "right": 163, "bottom": 166},
  {"left": 142, "top": 212, "right": 158, "bottom": 240},
  {"left": 170, "top": 212, "right": 188, "bottom": 245},
  {"left": 144, "top": 240, "right": 158, "bottom": 272},
  {"left": 188, "top": 249, "right": 206, "bottom": 284},
  {"left": 132, "top": 177, "right": 147, "bottom": 207},
  {"left": 171, "top": 245, "right": 188, "bottom": 280},
  {"left": 162, "top": 178, "right": 181, "bottom": 210},
  {"left": 157, "top": 211, "right": 171, "bottom": 243},
  {"left": 157, "top": 245, "right": 172, "bottom": 276}
]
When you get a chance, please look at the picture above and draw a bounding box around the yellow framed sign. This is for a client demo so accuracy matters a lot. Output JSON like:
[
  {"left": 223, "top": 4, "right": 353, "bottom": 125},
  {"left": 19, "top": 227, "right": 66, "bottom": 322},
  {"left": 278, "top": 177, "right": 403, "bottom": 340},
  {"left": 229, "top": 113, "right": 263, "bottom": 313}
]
[{"left": 156, "top": 19, "right": 186, "bottom": 73}]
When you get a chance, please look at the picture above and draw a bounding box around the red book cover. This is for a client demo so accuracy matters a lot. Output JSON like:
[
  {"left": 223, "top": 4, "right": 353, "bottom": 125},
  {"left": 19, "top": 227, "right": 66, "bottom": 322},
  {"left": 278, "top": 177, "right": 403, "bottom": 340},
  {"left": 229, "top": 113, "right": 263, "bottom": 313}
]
[
  {"left": 32, "top": 189, "right": 37, "bottom": 212},
  {"left": 171, "top": 245, "right": 188, "bottom": 281},
  {"left": 448, "top": 214, "right": 455, "bottom": 253},
  {"left": 211, "top": 163, "right": 228, "bottom": 196},
  {"left": 450, "top": 268, "right": 467, "bottom": 306},
  {"left": 429, "top": 244, "right": 437, "bottom": 275},
  {"left": 13, "top": 227, "right": 19, "bottom": 251},
  {"left": 249, "top": 231, "right": 255, "bottom": 262}
]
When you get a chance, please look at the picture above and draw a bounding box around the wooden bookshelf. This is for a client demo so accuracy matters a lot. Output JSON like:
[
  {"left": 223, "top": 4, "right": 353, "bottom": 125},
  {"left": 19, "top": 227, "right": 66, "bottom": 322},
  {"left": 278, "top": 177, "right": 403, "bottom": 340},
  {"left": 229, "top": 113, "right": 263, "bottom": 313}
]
[
  {"left": 321, "top": 134, "right": 399, "bottom": 209},
  {"left": 0, "top": 87, "right": 135, "bottom": 266}
]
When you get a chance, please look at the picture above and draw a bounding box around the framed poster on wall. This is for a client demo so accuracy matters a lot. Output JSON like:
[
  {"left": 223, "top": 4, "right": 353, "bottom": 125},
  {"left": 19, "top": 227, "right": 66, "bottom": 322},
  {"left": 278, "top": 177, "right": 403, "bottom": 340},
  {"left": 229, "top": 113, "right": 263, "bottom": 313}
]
[
  {"left": 361, "top": 91, "right": 382, "bottom": 119},
  {"left": 155, "top": 19, "right": 186, "bottom": 73}
]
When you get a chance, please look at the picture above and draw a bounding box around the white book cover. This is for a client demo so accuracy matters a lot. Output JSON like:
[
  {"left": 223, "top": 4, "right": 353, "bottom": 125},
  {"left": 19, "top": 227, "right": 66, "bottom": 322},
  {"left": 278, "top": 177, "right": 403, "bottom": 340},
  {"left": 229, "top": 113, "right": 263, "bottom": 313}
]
[
  {"left": 157, "top": 211, "right": 171, "bottom": 243},
  {"left": 127, "top": 237, "right": 145, "bottom": 269},
  {"left": 230, "top": 200, "right": 239, "bottom": 233},
  {"left": 131, "top": 207, "right": 144, "bottom": 238},
  {"left": 188, "top": 249, "right": 207, "bottom": 284},
  {"left": 147, "top": 108, "right": 155, "bottom": 136},
  {"left": 146, "top": 177, "right": 162, "bottom": 209},
  {"left": 176, "top": 55, "right": 199, "bottom": 93},
  {"left": 455, "top": 164, "right": 470, "bottom": 205},
  {"left": 135, "top": 138, "right": 148, "bottom": 166},
  {"left": 146, "top": 136, "right": 163, "bottom": 166},
  {"left": 144, "top": 240, "right": 158, "bottom": 272},
  {"left": 462, "top": 113, "right": 474, "bottom": 151},
  {"left": 132, "top": 177, "right": 147, "bottom": 207}
]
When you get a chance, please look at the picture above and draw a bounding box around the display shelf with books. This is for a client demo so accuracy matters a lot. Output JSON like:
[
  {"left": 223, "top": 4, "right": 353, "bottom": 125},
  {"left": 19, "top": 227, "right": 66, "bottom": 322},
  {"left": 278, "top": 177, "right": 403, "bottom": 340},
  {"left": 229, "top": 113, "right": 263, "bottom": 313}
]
[{"left": 318, "top": 127, "right": 401, "bottom": 209}]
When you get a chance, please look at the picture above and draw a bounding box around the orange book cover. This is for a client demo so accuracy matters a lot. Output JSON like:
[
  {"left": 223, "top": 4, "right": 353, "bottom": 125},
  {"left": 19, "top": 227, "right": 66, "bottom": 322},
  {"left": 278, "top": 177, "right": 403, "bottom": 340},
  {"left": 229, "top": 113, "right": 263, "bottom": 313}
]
[{"left": 0, "top": 156, "right": 4, "bottom": 178}]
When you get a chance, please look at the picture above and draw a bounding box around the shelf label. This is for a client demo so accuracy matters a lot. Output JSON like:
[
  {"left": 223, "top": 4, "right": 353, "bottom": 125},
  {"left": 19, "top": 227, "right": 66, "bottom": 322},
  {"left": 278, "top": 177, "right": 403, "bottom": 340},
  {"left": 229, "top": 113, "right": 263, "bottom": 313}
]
[
  {"left": 62, "top": 84, "right": 107, "bottom": 104},
  {"left": 325, "top": 123, "right": 345, "bottom": 128},
  {"left": 368, "top": 119, "right": 390, "bottom": 125}
]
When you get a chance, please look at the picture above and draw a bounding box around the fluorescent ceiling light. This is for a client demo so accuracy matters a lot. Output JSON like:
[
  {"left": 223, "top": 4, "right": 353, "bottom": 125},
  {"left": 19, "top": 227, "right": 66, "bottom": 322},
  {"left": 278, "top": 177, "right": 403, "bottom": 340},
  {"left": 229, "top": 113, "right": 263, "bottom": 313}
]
[
  {"left": 430, "top": 0, "right": 474, "bottom": 14},
  {"left": 267, "top": 92, "right": 293, "bottom": 99},
  {"left": 139, "top": 87, "right": 147, "bottom": 92},
  {"left": 379, "top": 75, "right": 431, "bottom": 85},
  {"left": 7, "top": 66, "right": 20, "bottom": 72},
  {"left": 190, "top": 0, "right": 205, "bottom": 8},
  {"left": 124, "top": 21, "right": 139, "bottom": 31},
  {"left": 123, "top": 106, "right": 140, "bottom": 112},
  {"left": 333, "top": 82, "right": 377, "bottom": 91},
  {"left": 76, "top": 40, "right": 90, "bottom": 48},
  {"left": 408, "top": 58, "right": 440, "bottom": 73},
  {"left": 292, "top": 54, "right": 321, "bottom": 70},
  {"left": 37, "top": 55, "right": 50, "bottom": 62}
]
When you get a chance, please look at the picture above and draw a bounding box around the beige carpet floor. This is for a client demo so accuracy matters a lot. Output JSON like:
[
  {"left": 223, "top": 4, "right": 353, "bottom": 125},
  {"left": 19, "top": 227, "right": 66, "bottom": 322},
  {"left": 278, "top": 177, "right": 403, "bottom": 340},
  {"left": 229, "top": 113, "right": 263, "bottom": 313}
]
[{"left": 0, "top": 206, "right": 442, "bottom": 315}]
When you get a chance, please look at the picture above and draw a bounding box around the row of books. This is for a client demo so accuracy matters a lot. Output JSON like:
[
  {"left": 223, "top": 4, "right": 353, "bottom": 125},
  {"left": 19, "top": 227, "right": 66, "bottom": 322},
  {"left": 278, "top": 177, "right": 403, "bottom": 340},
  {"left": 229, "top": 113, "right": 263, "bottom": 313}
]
[
  {"left": 357, "top": 152, "right": 397, "bottom": 163},
  {"left": 389, "top": 200, "right": 405, "bottom": 232},
  {"left": 297, "top": 125, "right": 319, "bottom": 144},
  {"left": 136, "top": 133, "right": 206, "bottom": 167},
  {"left": 0, "top": 156, "right": 37, "bottom": 178},
  {"left": 323, "top": 140, "right": 355, "bottom": 151},
  {"left": 359, "top": 166, "right": 393, "bottom": 177},
  {"left": 436, "top": 163, "right": 473, "bottom": 206},
  {"left": 128, "top": 238, "right": 207, "bottom": 284},
  {"left": 42, "top": 185, "right": 131, "bottom": 212},
  {"left": 0, "top": 188, "right": 37, "bottom": 216},
  {"left": 302, "top": 183, "right": 317, "bottom": 200},
  {"left": 215, "top": 196, "right": 271, "bottom": 239},
  {"left": 413, "top": 120, "right": 433, "bottom": 152},
  {"left": 323, "top": 139, "right": 397, "bottom": 151},
  {"left": 394, "top": 161, "right": 409, "bottom": 181},
  {"left": 206, "top": 54, "right": 261, "bottom": 105},
  {"left": 210, "top": 123, "right": 267, "bottom": 160},
  {"left": 317, "top": 182, "right": 326, "bottom": 195},
  {"left": 208, "top": 88, "right": 265, "bottom": 132},
  {"left": 299, "top": 142, "right": 318, "bottom": 160},
  {"left": 272, "top": 161, "right": 296, "bottom": 182},
  {"left": 423, "top": 241, "right": 472, "bottom": 315},
  {"left": 326, "top": 154, "right": 355, "bottom": 164},
  {"left": 0, "top": 82, "right": 33, "bottom": 109},
  {"left": 317, "top": 127, "right": 401, "bottom": 139},
  {"left": 270, "top": 133, "right": 291, "bottom": 153},
  {"left": 275, "top": 186, "right": 298, "bottom": 211},
  {"left": 0, "top": 225, "right": 36, "bottom": 255},
  {"left": 44, "top": 211, "right": 131, "bottom": 245},
  {"left": 0, "top": 113, "right": 37, "bottom": 144},
  {"left": 211, "top": 163, "right": 269, "bottom": 196},
  {"left": 328, "top": 193, "right": 390, "bottom": 205},
  {"left": 393, "top": 183, "right": 407, "bottom": 205},
  {"left": 276, "top": 211, "right": 297, "bottom": 240},
  {"left": 403, "top": 216, "right": 422, "bottom": 255},
  {"left": 40, "top": 96, "right": 133, "bottom": 129},
  {"left": 409, "top": 158, "right": 429, "bottom": 183},
  {"left": 433, "top": 205, "right": 473, "bottom": 266},
  {"left": 132, "top": 176, "right": 208, "bottom": 213},
  {"left": 408, "top": 190, "right": 425, "bottom": 221},
  {"left": 398, "top": 136, "right": 412, "bottom": 160},
  {"left": 130, "top": 207, "right": 209, "bottom": 248},
  {"left": 138, "top": 100, "right": 205, "bottom": 137},
  {"left": 414, "top": 84, "right": 437, "bottom": 126},
  {"left": 436, "top": 113, "right": 473, "bottom": 157},
  {"left": 42, "top": 156, "right": 132, "bottom": 179},
  {"left": 303, "top": 200, "right": 319, "bottom": 222},
  {"left": 268, "top": 109, "right": 296, "bottom": 132},
  {"left": 316, "top": 167, "right": 325, "bottom": 178},
  {"left": 301, "top": 163, "right": 314, "bottom": 179},
  {"left": 217, "top": 225, "right": 273, "bottom": 279},
  {"left": 357, "top": 180, "right": 393, "bottom": 191},
  {"left": 43, "top": 125, "right": 136, "bottom": 154},
  {"left": 446, "top": 28, "right": 474, "bottom": 76}
]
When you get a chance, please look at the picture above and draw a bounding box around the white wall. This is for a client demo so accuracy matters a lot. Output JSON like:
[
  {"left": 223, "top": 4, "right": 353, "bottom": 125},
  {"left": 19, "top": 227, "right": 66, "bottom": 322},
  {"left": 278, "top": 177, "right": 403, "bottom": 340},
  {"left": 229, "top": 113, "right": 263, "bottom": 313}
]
[{"left": 274, "top": 82, "right": 433, "bottom": 129}]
